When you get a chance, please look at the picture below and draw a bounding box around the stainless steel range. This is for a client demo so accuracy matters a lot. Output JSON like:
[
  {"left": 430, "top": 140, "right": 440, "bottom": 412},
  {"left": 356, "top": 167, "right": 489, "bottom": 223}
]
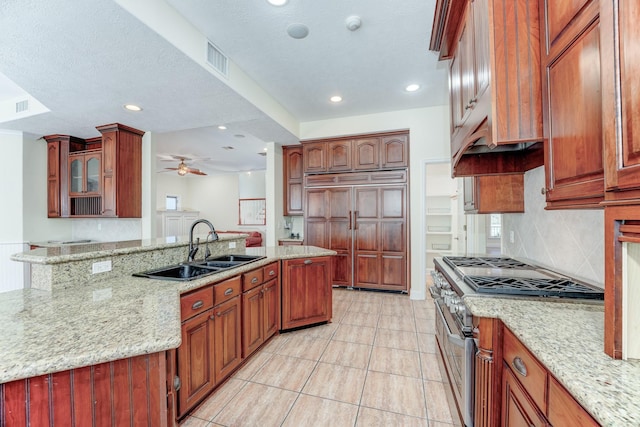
[{"left": 430, "top": 256, "right": 604, "bottom": 427}]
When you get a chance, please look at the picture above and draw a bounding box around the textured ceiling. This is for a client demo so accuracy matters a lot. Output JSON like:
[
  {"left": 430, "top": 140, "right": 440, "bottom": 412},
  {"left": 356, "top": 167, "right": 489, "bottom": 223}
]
[{"left": 0, "top": 0, "right": 447, "bottom": 174}]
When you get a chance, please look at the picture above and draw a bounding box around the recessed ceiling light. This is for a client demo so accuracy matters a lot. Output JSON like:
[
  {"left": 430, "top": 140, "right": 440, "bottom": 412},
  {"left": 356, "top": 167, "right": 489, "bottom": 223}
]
[
  {"left": 123, "top": 104, "right": 142, "bottom": 112},
  {"left": 287, "top": 23, "right": 309, "bottom": 39},
  {"left": 218, "top": 125, "right": 227, "bottom": 130},
  {"left": 405, "top": 84, "right": 420, "bottom": 92},
  {"left": 330, "top": 95, "right": 343, "bottom": 103},
  {"left": 267, "top": 0, "right": 288, "bottom": 5},
  {"left": 263, "top": 147, "right": 268, "bottom": 151}
]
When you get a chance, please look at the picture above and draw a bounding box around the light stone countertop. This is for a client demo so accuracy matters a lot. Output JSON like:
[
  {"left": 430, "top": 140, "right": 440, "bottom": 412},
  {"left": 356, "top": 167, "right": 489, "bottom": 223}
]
[
  {"left": 464, "top": 296, "right": 640, "bottom": 427},
  {"left": 1, "top": 245, "right": 335, "bottom": 384}
]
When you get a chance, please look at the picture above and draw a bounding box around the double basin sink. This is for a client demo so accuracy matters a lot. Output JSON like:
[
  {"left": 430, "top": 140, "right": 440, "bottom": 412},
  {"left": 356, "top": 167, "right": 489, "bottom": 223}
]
[{"left": 133, "top": 254, "right": 265, "bottom": 281}]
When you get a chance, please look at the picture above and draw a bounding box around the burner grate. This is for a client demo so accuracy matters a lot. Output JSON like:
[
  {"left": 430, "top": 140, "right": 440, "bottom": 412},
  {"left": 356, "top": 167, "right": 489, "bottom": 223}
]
[
  {"left": 464, "top": 276, "right": 604, "bottom": 300},
  {"left": 444, "top": 256, "right": 535, "bottom": 269}
]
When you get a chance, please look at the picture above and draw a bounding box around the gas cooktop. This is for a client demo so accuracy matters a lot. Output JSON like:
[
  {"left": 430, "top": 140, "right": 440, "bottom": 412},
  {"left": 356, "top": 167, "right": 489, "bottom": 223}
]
[{"left": 439, "top": 256, "right": 604, "bottom": 300}]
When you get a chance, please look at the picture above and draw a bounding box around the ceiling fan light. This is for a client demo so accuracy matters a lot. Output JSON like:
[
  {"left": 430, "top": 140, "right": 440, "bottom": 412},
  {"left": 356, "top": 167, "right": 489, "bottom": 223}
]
[{"left": 177, "top": 161, "right": 188, "bottom": 176}]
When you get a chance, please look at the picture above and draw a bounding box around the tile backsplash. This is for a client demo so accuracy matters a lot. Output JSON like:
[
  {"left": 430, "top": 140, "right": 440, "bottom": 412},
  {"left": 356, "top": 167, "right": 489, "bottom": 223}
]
[
  {"left": 502, "top": 166, "right": 604, "bottom": 286},
  {"left": 72, "top": 219, "right": 142, "bottom": 242}
]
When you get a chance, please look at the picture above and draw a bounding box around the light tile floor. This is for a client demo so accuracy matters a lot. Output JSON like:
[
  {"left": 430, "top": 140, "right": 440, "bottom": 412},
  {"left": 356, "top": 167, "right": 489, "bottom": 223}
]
[{"left": 181, "top": 288, "right": 456, "bottom": 427}]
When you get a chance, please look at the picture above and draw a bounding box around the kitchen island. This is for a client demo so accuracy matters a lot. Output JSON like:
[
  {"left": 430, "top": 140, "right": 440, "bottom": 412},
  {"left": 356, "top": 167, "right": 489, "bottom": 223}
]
[
  {"left": 465, "top": 296, "right": 640, "bottom": 427},
  {"left": 3, "top": 236, "right": 335, "bottom": 425}
]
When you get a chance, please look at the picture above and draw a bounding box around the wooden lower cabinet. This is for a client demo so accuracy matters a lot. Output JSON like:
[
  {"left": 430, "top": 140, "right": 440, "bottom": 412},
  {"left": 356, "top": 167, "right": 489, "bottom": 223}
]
[
  {"left": 212, "top": 296, "right": 242, "bottom": 383},
  {"left": 177, "top": 309, "right": 214, "bottom": 418},
  {"left": 502, "top": 364, "right": 547, "bottom": 427},
  {"left": 0, "top": 353, "right": 167, "bottom": 427},
  {"left": 242, "top": 285, "right": 264, "bottom": 357},
  {"left": 242, "top": 263, "right": 280, "bottom": 358},
  {"left": 281, "top": 257, "right": 332, "bottom": 330}
]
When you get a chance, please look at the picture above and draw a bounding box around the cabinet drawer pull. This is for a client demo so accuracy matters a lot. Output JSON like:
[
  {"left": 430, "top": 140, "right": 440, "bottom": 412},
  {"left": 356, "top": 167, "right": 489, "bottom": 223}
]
[
  {"left": 304, "top": 259, "right": 313, "bottom": 265},
  {"left": 191, "top": 300, "right": 204, "bottom": 310},
  {"left": 268, "top": 270, "right": 276, "bottom": 276},
  {"left": 251, "top": 277, "right": 259, "bottom": 284},
  {"left": 512, "top": 356, "right": 528, "bottom": 377},
  {"left": 224, "top": 288, "right": 233, "bottom": 296}
]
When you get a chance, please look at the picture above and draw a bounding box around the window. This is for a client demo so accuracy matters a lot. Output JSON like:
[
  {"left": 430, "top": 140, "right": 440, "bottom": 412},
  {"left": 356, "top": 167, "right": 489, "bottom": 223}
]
[
  {"left": 489, "top": 214, "right": 502, "bottom": 238},
  {"left": 166, "top": 195, "right": 179, "bottom": 210}
]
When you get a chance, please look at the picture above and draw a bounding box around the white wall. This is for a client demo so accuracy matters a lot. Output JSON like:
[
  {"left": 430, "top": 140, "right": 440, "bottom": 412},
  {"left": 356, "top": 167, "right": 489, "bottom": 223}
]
[
  {"left": 502, "top": 166, "right": 604, "bottom": 286},
  {"left": 156, "top": 174, "right": 192, "bottom": 210},
  {"left": 183, "top": 174, "right": 241, "bottom": 231},
  {"left": 300, "top": 106, "right": 451, "bottom": 299},
  {"left": 238, "top": 171, "right": 266, "bottom": 198}
]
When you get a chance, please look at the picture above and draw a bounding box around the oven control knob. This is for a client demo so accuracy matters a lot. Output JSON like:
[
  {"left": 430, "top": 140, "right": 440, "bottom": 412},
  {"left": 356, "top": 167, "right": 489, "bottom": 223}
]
[{"left": 449, "top": 301, "right": 466, "bottom": 314}]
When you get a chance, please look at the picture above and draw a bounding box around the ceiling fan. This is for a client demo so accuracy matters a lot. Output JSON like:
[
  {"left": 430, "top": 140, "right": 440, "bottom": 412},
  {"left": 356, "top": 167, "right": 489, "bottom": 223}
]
[{"left": 162, "top": 157, "right": 207, "bottom": 176}]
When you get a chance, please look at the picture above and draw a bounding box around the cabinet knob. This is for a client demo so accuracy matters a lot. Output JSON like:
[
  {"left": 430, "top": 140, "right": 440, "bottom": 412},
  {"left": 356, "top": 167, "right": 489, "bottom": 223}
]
[
  {"left": 541, "top": 187, "right": 548, "bottom": 195},
  {"left": 512, "top": 356, "right": 528, "bottom": 377}
]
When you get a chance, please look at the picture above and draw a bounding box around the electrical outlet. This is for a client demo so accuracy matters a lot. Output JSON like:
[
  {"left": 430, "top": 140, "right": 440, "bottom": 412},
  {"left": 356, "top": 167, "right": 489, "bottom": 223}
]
[
  {"left": 229, "top": 242, "right": 236, "bottom": 249},
  {"left": 509, "top": 231, "right": 515, "bottom": 244},
  {"left": 92, "top": 260, "right": 112, "bottom": 274}
]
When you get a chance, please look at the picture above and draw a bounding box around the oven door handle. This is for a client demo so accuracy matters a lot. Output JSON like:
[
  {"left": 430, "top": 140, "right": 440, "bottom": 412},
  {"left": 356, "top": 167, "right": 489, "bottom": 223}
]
[
  {"left": 428, "top": 286, "right": 439, "bottom": 299},
  {"left": 434, "top": 301, "right": 466, "bottom": 348}
]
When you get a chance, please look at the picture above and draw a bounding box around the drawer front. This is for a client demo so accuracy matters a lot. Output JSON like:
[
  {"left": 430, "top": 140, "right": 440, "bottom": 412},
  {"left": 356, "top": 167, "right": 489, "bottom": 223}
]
[
  {"left": 263, "top": 262, "right": 279, "bottom": 281},
  {"left": 180, "top": 286, "right": 214, "bottom": 321},
  {"left": 214, "top": 276, "right": 241, "bottom": 305},
  {"left": 502, "top": 327, "right": 547, "bottom": 412},
  {"left": 242, "top": 268, "right": 264, "bottom": 292},
  {"left": 548, "top": 376, "right": 599, "bottom": 427}
]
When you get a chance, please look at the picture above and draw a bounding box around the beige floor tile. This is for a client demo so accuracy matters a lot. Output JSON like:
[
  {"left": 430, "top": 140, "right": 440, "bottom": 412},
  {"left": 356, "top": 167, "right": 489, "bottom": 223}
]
[
  {"left": 180, "top": 416, "right": 211, "bottom": 426},
  {"left": 320, "top": 340, "right": 372, "bottom": 369},
  {"left": 302, "top": 362, "right": 366, "bottom": 404},
  {"left": 374, "top": 329, "right": 419, "bottom": 351},
  {"left": 424, "top": 380, "right": 455, "bottom": 423},
  {"left": 417, "top": 333, "right": 437, "bottom": 353},
  {"left": 350, "top": 301, "right": 382, "bottom": 314},
  {"left": 192, "top": 378, "right": 247, "bottom": 421},
  {"left": 250, "top": 354, "right": 316, "bottom": 391},
  {"left": 342, "top": 311, "right": 380, "bottom": 327},
  {"left": 333, "top": 323, "right": 376, "bottom": 345},
  {"left": 369, "top": 346, "right": 421, "bottom": 378},
  {"left": 430, "top": 422, "right": 458, "bottom": 427},
  {"left": 213, "top": 382, "right": 298, "bottom": 427},
  {"left": 380, "top": 303, "right": 412, "bottom": 317},
  {"left": 274, "top": 334, "right": 329, "bottom": 360},
  {"left": 356, "top": 407, "right": 429, "bottom": 426},
  {"left": 420, "top": 352, "right": 443, "bottom": 382},
  {"left": 282, "top": 394, "right": 358, "bottom": 427},
  {"left": 414, "top": 306, "right": 436, "bottom": 320},
  {"left": 232, "top": 350, "right": 273, "bottom": 380},
  {"left": 378, "top": 314, "right": 416, "bottom": 332},
  {"left": 301, "top": 321, "right": 339, "bottom": 339},
  {"left": 416, "top": 318, "right": 436, "bottom": 334},
  {"left": 259, "top": 334, "right": 288, "bottom": 353},
  {"left": 361, "top": 371, "right": 426, "bottom": 418}
]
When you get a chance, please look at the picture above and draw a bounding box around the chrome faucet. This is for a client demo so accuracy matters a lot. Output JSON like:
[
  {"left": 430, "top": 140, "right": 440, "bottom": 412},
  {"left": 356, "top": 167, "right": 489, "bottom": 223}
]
[{"left": 188, "top": 219, "right": 219, "bottom": 262}]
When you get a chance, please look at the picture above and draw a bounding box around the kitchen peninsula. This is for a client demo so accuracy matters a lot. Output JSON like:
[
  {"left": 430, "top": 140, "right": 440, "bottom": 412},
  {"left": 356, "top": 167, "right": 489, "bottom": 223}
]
[{"left": 3, "top": 234, "right": 335, "bottom": 425}]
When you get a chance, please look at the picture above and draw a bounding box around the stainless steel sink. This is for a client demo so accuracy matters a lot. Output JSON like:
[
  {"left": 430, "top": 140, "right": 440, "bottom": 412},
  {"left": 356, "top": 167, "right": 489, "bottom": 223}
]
[{"left": 133, "top": 254, "right": 265, "bottom": 281}]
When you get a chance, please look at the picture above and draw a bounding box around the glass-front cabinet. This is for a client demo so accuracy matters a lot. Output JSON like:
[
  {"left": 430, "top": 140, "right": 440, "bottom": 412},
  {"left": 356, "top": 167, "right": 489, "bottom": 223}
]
[{"left": 69, "top": 151, "right": 101, "bottom": 196}]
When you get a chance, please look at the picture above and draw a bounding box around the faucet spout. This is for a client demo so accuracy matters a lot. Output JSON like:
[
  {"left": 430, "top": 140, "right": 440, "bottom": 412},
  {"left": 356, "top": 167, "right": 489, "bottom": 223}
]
[{"left": 188, "top": 219, "right": 217, "bottom": 262}]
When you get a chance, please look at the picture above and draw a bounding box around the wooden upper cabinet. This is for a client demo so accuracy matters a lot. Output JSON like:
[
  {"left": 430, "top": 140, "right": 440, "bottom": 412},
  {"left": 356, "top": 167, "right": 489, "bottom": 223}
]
[
  {"left": 464, "top": 174, "right": 525, "bottom": 214},
  {"left": 434, "top": 0, "right": 544, "bottom": 176},
  {"left": 353, "top": 138, "right": 380, "bottom": 170},
  {"left": 602, "top": 0, "right": 640, "bottom": 201},
  {"left": 301, "top": 131, "right": 409, "bottom": 174},
  {"left": 381, "top": 135, "right": 408, "bottom": 169},
  {"left": 327, "top": 140, "right": 352, "bottom": 172},
  {"left": 540, "top": 0, "right": 604, "bottom": 209},
  {"left": 303, "top": 141, "right": 327, "bottom": 173},
  {"left": 283, "top": 146, "right": 303, "bottom": 216}
]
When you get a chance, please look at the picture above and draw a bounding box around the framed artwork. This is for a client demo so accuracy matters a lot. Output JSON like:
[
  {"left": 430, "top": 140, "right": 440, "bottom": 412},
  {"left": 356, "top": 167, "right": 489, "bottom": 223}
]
[{"left": 238, "top": 198, "right": 266, "bottom": 225}]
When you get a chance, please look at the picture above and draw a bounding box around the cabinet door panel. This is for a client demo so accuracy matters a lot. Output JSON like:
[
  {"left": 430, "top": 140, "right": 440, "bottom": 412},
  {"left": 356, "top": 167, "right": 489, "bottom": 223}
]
[
  {"left": 328, "top": 140, "right": 351, "bottom": 171},
  {"left": 353, "top": 138, "right": 380, "bottom": 170},
  {"left": 263, "top": 279, "right": 280, "bottom": 339},
  {"left": 303, "top": 142, "right": 327, "bottom": 173},
  {"left": 544, "top": 17, "right": 603, "bottom": 205},
  {"left": 381, "top": 187, "right": 405, "bottom": 218},
  {"left": 545, "top": 0, "right": 591, "bottom": 48},
  {"left": 501, "top": 365, "right": 547, "bottom": 427},
  {"left": 354, "top": 254, "right": 380, "bottom": 287},
  {"left": 281, "top": 258, "right": 330, "bottom": 329},
  {"left": 381, "top": 222, "right": 405, "bottom": 253},
  {"left": 355, "top": 188, "right": 379, "bottom": 218},
  {"left": 381, "top": 135, "right": 408, "bottom": 169},
  {"left": 305, "top": 189, "right": 327, "bottom": 218},
  {"left": 213, "top": 296, "right": 242, "bottom": 382},
  {"left": 242, "top": 286, "right": 264, "bottom": 358},
  {"left": 178, "top": 310, "right": 214, "bottom": 416},
  {"left": 548, "top": 376, "right": 598, "bottom": 427},
  {"left": 382, "top": 255, "right": 405, "bottom": 289},
  {"left": 355, "top": 223, "right": 378, "bottom": 252}
]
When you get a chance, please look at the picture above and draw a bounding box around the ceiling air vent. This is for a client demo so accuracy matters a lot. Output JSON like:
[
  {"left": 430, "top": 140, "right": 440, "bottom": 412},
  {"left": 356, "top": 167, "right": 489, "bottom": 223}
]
[
  {"left": 206, "top": 41, "right": 228, "bottom": 77},
  {"left": 15, "top": 99, "right": 29, "bottom": 113}
]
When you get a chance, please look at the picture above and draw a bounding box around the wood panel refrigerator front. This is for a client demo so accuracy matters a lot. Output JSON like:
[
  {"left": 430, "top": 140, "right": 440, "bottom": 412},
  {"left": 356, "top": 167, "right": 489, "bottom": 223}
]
[{"left": 305, "top": 183, "right": 407, "bottom": 291}]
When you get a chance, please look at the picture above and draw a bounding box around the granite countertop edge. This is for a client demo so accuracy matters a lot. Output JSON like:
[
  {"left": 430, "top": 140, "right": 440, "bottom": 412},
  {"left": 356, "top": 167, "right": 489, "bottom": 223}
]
[
  {"left": 0, "top": 246, "right": 336, "bottom": 384},
  {"left": 464, "top": 296, "right": 640, "bottom": 427}
]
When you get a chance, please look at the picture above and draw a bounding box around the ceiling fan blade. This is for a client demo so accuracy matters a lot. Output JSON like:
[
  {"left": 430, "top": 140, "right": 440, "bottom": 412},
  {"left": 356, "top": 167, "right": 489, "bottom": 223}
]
[
  {"left": 188, "top": 168, "right": 207, "bottom": 176},
  {"left": 164, "top": 167, "right": 179, "bottom": 171}
]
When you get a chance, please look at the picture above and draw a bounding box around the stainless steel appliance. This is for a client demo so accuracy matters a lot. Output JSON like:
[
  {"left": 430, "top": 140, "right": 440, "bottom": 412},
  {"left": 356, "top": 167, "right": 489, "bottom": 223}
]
[{"left": 430, "top": 256, "right": 604, "bottom": 427}]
